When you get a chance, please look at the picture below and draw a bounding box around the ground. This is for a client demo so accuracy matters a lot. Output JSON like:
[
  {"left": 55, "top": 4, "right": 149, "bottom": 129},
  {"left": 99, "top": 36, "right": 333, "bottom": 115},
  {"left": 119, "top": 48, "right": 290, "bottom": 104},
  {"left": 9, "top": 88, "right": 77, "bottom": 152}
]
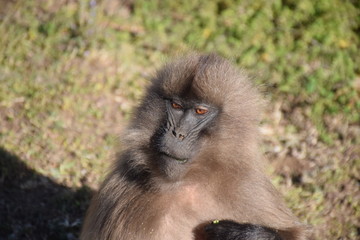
[{"left": 0, "top": 1, "right": 359, "bottom": 239}]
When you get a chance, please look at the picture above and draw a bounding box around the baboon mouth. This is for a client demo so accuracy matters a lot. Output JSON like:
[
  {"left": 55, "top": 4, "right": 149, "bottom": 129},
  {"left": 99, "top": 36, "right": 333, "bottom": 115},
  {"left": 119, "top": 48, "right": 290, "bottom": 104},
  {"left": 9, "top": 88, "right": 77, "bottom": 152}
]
[{"left": 160, "top": 152, "right": 188, "bottom": 163}]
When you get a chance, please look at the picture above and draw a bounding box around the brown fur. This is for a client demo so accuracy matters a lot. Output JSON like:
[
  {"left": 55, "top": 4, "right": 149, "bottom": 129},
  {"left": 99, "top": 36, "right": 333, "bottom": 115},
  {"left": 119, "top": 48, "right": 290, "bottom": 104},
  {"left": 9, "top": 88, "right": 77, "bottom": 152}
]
[{"left": 81, "top": 53, "right": 310, "bottom": 240}]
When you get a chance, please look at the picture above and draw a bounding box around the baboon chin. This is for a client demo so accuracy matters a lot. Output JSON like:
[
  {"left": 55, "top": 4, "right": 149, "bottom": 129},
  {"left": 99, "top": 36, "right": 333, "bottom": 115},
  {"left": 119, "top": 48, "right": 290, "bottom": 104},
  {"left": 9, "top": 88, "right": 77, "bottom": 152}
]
[{"left": 81, "top": 53, "right": 309, "bottom": 240}]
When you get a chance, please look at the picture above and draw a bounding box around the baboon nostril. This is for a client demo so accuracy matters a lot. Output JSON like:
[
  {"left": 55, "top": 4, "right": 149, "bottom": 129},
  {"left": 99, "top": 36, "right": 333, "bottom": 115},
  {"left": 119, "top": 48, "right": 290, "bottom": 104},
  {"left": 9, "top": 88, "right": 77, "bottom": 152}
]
[{"left": 172, "top": 130, "right": 185, "bottom": 140}]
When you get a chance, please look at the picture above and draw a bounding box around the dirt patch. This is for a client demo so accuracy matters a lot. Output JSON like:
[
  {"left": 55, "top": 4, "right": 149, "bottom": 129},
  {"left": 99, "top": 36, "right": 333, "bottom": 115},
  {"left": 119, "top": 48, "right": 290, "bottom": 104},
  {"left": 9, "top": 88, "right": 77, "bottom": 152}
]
[{"left": 261, "top": 99, "right": 360, "bottom": 239}]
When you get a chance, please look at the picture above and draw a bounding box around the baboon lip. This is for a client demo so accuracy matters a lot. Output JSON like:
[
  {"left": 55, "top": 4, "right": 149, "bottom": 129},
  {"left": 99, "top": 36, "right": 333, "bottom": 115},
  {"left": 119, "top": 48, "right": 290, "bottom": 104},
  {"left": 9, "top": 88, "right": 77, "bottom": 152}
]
[{"left": 160, "top": 152, "right": 188, "bottom": 163}]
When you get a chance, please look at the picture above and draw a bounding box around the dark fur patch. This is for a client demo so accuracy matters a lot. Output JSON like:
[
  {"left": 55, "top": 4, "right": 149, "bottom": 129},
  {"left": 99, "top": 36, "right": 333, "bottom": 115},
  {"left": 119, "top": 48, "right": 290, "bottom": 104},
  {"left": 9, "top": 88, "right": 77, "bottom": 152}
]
[
  {"left": 120, "top": 151, "right": 152, "bottom": 190},
  {"left": 204, "top": 220, "right": 282, "bottom": 240}
]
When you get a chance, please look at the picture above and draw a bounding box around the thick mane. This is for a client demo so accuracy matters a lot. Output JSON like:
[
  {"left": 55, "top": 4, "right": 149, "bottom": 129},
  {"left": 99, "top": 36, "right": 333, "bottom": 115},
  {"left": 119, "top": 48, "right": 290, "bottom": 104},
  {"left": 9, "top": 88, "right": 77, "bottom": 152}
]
[{"left": 81, "top": 53, "right": 309, "bottom": 240}]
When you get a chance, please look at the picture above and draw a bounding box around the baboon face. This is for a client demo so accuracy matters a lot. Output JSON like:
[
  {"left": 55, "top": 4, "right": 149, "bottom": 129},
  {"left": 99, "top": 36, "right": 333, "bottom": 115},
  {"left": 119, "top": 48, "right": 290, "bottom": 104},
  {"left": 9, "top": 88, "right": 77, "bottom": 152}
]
[
  {"left": 150, "top": 97, "right": 219, "bottom": 179},
  {"left": 142, "top": 53, "right": 260, "bottom": 180}
]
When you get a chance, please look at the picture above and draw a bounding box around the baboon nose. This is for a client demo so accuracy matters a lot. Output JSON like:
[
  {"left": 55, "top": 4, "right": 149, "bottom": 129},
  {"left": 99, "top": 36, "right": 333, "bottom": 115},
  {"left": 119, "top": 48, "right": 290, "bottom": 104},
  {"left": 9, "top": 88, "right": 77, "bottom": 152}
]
[
  {"left": 178, "top": 134, "right": 185, "bottom": 140},
  {"left": 172, "top": 130, "right": 186, "bottom": 140}
]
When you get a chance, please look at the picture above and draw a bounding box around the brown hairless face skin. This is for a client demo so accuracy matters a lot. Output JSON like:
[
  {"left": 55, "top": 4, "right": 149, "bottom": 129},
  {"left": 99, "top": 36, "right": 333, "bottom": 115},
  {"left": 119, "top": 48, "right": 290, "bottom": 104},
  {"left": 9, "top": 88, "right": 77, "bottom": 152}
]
[{"left": 80, "top": 53, "right": 310, "bottom": 240}]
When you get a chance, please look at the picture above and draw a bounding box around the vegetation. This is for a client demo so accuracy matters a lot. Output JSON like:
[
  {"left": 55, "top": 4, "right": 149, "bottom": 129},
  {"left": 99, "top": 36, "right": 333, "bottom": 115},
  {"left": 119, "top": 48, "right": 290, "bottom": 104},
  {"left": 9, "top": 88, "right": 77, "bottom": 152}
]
[{"left": 0, "top": 0, "right": 359, "bottom": 239}]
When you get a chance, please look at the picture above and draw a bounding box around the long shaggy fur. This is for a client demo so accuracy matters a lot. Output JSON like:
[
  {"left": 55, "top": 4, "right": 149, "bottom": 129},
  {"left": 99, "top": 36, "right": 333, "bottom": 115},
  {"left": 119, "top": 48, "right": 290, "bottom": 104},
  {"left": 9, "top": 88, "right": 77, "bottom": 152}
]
[{"left": 81, "top": 53, "right": 309, "bottom": 240}]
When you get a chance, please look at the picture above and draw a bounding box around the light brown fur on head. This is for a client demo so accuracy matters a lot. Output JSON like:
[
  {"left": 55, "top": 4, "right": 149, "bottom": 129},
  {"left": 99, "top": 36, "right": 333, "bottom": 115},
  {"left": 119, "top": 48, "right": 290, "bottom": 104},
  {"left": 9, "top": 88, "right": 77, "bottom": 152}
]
[
  {"left": 153, "top": 53, "right": 262, "bottom": 118},
  {"left": 81, "top": 53, "right": 310, "bottom": 240}
]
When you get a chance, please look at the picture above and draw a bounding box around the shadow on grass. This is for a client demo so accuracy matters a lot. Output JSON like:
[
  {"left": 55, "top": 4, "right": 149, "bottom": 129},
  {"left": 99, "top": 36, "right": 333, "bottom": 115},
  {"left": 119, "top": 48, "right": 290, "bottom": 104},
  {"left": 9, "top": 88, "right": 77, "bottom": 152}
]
[{"left": 0, "top": 147, "right": 93, "bottom": 240}]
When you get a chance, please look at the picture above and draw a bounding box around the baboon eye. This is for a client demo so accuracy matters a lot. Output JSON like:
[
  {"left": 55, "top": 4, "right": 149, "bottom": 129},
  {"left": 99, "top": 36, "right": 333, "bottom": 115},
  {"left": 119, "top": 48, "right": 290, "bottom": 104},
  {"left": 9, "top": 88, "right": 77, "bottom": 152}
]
[
  {"left": 195, "top": 108, "right": 208, "bottom": 115},
  {"left": 171, "top": 102, "right": 183, "bottom": 109}
]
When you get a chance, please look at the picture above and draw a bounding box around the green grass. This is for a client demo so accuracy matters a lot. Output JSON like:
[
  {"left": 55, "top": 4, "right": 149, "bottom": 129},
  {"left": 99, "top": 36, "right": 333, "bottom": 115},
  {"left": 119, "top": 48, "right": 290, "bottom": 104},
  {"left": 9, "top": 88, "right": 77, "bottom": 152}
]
[{"left": 0, "top": 0, "right": 359, "bottom": 239}]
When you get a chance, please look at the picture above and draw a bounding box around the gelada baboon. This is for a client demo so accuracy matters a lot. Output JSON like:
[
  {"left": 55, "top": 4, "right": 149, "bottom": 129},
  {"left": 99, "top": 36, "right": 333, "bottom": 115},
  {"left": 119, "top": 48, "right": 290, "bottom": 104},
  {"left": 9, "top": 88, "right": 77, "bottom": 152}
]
[{"left": 81, "top": 53, "right": 309, "bottom": 240}]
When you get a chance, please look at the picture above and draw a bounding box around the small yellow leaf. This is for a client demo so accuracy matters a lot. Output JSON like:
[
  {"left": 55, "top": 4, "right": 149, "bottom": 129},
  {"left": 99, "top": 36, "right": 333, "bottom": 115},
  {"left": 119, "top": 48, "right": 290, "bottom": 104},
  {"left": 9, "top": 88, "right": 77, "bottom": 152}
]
[
  {"left": 202, "top": 28, "right": 212, "bottom": 38},
  {"left": 338, "top": 39, "right": 350, "bottom": 49},
  {"left": 261, "top": 53, "right": 271, "bottom": 62}
]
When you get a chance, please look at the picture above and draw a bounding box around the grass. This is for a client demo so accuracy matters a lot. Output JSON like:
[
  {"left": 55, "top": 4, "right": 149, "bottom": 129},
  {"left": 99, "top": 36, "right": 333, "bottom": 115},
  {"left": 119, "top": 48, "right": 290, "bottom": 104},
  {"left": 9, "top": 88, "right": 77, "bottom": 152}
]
[{"left": 0, "top": 0, "right": 359, "bottom": 239}]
